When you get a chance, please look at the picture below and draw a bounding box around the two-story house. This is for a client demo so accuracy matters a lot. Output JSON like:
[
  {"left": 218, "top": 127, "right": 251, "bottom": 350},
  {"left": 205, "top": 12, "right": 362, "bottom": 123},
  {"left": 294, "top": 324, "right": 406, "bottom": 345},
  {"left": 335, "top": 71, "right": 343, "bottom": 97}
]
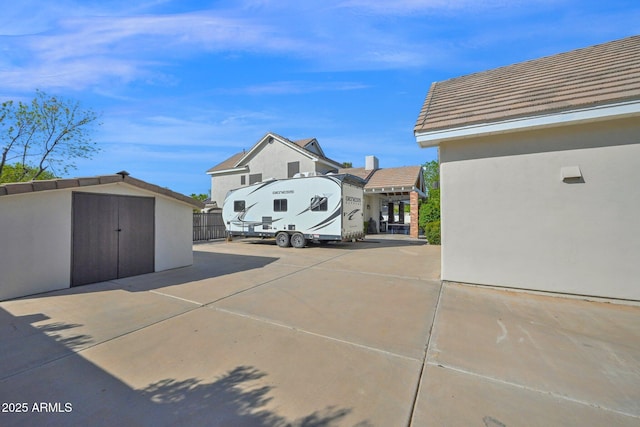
[{"left": 206, "top": 132, "right": 343, "bottom": 210}]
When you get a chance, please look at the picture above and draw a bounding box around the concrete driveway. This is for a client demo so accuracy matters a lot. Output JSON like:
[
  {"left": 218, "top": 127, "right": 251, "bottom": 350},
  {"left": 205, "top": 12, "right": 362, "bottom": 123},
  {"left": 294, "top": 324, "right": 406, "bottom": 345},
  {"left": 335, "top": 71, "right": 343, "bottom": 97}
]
[{"left": 1, "top": 237, "right": 639, "bottom": 426}]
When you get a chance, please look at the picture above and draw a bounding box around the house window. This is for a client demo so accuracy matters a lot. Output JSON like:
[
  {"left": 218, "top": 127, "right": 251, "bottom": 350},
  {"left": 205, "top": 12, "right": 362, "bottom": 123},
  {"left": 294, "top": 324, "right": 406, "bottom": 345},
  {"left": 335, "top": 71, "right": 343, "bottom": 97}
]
[
  {"left": 274, "top": 199, "right": 288, "bottom": 212},
  {"left": 310, "top": 196, "right": 328, "bottom": 211},
  {"left": 241, "top": 175, "right": 246, "bottom": 185},
  {"left": 249, "top": 173, "right": 262, "bottom": 184},
  {"left": 234, "top": 200, "right": 245, "bottom": 212},
  {"left": 288, "top": 161, "right": 300, "bottom": 178}
]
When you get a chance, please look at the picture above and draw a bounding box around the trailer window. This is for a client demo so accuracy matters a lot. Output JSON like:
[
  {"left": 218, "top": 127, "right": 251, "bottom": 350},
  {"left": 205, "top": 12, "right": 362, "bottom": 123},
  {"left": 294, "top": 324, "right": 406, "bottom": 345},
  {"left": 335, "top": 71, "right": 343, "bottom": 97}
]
[
  {"left": 234, "top": 200, "right": 245, "bottom": 212},
  {"left": 310, "top": 196, "right": 328, "bottom": 212},
  {"left": 274, "top": 199, "right": 288, "bottom": 212}
]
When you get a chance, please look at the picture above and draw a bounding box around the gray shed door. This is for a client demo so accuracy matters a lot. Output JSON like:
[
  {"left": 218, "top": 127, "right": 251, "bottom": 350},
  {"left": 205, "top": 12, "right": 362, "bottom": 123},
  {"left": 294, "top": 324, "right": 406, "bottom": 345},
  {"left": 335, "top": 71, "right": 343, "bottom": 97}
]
[{"left": 72, "top": 192, "right": 155, "bottom": 286}]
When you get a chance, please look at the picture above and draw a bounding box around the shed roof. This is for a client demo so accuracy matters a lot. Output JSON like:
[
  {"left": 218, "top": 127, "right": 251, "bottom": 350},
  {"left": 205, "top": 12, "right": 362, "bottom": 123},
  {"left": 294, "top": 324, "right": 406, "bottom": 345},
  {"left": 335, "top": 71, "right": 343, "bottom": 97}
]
[
  {"left": 414, "top": 35, "right": 640, "bottom": 134},
  {"left": 0, "top": 172, "right": 204, "bottom": 209}
]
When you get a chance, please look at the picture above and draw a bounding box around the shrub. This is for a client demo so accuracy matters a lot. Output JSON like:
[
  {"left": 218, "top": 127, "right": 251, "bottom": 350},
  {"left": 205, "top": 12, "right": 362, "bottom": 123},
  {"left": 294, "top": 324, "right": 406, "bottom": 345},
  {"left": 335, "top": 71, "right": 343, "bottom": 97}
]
[
  {"left": 424, "top": 220, "right": 441, "bottom": 245},
  {"left": 419, "top": 186, "right": 439, "bottom": 222}
]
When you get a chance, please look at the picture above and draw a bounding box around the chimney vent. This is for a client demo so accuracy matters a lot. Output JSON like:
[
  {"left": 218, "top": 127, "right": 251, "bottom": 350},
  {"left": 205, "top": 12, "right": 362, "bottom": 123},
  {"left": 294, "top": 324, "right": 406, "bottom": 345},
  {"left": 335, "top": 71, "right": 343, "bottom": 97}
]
[{"left": 365, "top": 155, "right": 379, "bottom": 170}]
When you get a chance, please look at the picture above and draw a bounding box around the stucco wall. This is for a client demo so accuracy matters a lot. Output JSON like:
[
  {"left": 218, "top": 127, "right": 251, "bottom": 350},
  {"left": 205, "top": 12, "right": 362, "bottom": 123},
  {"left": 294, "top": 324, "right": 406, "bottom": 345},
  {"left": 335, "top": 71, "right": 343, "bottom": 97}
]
[
  {"left": 440, "top": 116, "right": 640, "bottom": 300},
  {"left": 0, "top": 183, "right": 195, "bottom": 301},
  {"left": 0, "top": 191, "right": 73, "bottom": 300},
  {"left": 210, "top": 139, "right": 323, "bottom": 206},
  {"left": 211, "top": 172, "right": 243, "bottom": 210}
]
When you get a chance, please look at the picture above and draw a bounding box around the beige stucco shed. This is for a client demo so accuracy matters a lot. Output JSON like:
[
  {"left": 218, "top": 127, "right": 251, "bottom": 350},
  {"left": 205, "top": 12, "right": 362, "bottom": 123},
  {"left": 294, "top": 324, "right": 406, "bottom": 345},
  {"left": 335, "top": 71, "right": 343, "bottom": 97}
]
[
  {"left": 0, "top": 173, "right": 204, "bottom": 301},
  {"left": 414, "top": 35, "right": 640, "bottom": 301}
]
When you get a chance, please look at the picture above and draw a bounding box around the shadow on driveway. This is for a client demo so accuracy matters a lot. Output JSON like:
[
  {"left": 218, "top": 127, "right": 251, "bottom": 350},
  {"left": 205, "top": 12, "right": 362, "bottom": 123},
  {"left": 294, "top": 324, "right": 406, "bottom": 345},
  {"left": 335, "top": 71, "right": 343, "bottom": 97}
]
[
  {"left": 106, "top": 250, "right": 280, "bottom": 293},
  {"left": 0, "top": 306, "right": 370, "bottom": 426},
  {"left": 229, "top": 235, "right": 430, "bottom": 250}
]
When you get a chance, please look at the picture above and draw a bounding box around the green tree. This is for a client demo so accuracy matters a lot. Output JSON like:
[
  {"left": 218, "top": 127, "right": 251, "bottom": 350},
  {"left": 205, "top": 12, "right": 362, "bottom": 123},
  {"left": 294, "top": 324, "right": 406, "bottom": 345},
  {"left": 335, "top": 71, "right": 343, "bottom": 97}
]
[
  {"left": 419, "top": 159, "right": 441, "bottom": 244},
  {"left": 0, "top": 163, "right": 57, "bottom": 182},
  {"left": 341, "top": 161, "right": 353, "bottom": 168},
  {"left": 190, "top": 193, "right": 209, "bottom": 202},
  {"left": 423, "top": 159, "right": 439, "bottom": 190},
  {"left": 0, "top": 90, "right": 100, "bottom": 183}
]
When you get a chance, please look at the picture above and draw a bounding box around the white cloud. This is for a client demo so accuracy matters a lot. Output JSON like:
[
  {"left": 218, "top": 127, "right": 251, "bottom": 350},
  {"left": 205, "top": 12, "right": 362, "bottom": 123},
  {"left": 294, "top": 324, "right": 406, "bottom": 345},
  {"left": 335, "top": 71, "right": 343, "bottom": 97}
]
[
  {"left": 220, "top": 80, "right": 369, "bottom": 96},
  {"left": 336, "top": 0, "right": 550, "bottom": 15},
  {"left": 0, "top": 9, "right": 317, "bottom": 91}
]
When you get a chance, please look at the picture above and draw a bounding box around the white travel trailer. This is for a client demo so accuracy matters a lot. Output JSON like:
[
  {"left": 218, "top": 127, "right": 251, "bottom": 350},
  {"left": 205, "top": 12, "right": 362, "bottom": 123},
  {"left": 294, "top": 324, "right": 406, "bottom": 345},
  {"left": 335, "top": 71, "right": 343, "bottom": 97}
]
[{"left": 222, "top": 173, "right": 365, "bottom": 247}]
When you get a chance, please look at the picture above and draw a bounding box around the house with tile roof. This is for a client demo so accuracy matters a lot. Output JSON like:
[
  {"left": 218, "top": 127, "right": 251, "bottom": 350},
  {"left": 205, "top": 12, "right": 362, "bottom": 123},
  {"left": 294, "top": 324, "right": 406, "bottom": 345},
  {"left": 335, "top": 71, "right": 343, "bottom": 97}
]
[
  {"left": 206, "top": 132, "right": 427, "bottom": 237},
  {"left": 414, "top": 35, "right": 640, "bottom": 300},
  {"left": 205, "top": 132, "right": 343, "bottom": 210},
  {"left": 340, "top": 156, "right": 426, "bottom": 238}
]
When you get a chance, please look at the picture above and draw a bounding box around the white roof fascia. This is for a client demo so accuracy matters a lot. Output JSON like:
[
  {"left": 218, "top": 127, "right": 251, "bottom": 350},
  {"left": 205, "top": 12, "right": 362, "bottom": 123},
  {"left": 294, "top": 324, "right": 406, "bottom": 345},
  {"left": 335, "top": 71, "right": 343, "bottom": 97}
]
[
  {"left": 306, "top": 139, "right": 327, "bottom": 157},
  {"left": 236, "top": 133, "right": 318, "bottom": 167},
  {"left": 206, "top": 166, "right": 248, "bottom": 176},
  {"left": 415, "top": 100, "right": 640, "bottom": 147},
  {"left": 365, "top": 186, "right": 426, "bottom": 197},
  {"left": 315, "top": 156, "right": 343, "bottom": 169},
  {"left": 234, "top": 133, "right": 276, "bottom": 166}
]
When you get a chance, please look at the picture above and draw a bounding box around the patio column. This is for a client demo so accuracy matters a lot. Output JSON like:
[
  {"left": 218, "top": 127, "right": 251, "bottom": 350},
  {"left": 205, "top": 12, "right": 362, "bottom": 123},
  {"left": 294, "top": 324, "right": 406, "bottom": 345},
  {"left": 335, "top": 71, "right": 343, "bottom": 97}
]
[
  {"left": 387, "top": 202, "right": 394, "bottom": 224},
  {"left": 398, "top": 201, "right": 405, "bottom": 224},
  {"left": 410, "top": 191, "right": 419, "bottom": 238}
]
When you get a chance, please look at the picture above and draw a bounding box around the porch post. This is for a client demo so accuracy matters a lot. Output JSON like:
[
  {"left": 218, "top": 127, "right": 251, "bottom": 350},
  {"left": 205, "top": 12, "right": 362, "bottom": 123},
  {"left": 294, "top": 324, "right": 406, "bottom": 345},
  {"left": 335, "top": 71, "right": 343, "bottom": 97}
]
[{"left": 410, "top": 191, "right": 419, "bottom": 238}]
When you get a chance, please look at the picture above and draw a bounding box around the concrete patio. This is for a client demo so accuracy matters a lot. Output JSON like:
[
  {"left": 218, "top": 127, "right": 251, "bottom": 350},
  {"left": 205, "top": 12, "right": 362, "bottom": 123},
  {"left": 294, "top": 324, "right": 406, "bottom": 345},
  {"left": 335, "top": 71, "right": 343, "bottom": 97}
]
[{"left": 1, "top": 237, "right": 639, "bottom": 426}]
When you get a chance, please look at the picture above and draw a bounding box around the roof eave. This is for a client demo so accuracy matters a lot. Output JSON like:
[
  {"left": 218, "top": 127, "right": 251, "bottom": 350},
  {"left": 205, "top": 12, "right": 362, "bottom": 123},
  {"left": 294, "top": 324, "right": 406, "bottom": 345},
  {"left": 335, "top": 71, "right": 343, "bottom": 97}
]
[
  {"left": 0, "top": 174, "right": 205, "bottom": 209},
  {"left": 314, "top": 157, "right": 343, "bottom": 169},
  {"left": 236, "top": 133, "right": 320, "bottom": 167},
  {"left": 415, "top": 100, "right": 640, "bottom": 147},
  {"left": 365, "top": 186, "right": 426, "bottom": 198},
  {"left": 206, "top": 166, "right": 249, "bottom": 176}
]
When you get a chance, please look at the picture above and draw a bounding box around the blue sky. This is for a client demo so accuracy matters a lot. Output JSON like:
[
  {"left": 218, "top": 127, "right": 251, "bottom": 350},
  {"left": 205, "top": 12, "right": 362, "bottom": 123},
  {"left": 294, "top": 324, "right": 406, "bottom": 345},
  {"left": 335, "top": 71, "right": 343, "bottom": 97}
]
[{"left": 1, "top": 0, "right": 638, "bottom": 196}]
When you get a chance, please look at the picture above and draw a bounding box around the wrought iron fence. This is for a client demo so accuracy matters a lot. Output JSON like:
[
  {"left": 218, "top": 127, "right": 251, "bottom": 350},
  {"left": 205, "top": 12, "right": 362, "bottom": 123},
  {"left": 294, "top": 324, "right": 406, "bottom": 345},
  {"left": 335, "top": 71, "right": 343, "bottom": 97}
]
[{"left": 193, "top": 212, "right": 226, "bottom": 241}]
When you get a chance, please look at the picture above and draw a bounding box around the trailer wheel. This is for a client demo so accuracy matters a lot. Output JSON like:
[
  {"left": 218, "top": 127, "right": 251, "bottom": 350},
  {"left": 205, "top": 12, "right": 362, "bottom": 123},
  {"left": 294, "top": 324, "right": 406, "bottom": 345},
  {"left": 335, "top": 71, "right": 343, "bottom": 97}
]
[
  {"left": 290, "top": 232, "right": 306, "bottom": 249},
  {"left": 276, "top": 232, "right": 290, "bottom": 248}
]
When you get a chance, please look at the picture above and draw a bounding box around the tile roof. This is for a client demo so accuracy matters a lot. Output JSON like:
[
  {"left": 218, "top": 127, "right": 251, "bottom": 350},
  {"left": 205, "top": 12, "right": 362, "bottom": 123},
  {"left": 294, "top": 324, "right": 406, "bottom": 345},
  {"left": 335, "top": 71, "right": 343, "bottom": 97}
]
[
  {"left": 338, "top": 167, "right": 377, "bottom": 181},
  {"left": 415, "top": 35, "right": 640, "bottom": 133},
  {"left": 0, "top": 172, "right": 204, "bottom": 209},
  {"left": 364, "top": 166, "right": 423, "bottom": 190},
  {"left": 339, "top": 166, "right": 423, "bottom": 193}
]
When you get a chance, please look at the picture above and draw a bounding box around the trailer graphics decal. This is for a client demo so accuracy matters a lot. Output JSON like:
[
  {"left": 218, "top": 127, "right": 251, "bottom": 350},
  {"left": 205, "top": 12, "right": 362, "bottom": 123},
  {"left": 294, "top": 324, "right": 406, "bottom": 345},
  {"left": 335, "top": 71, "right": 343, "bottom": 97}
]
[
  {"left": 230, "top": 203, "right": 283, "bottom": 227},
  {"left": 346, "top": 208, "right": 361, "bottom": 220},
  {"left": 309, "top": 206, "right": 341, "bottom": 231},
  {"left": 249, "top": 180, "right": 277, "bottom": 195},
  {"left": 296, "top": 195, "right": 332, "bottom": 216}
]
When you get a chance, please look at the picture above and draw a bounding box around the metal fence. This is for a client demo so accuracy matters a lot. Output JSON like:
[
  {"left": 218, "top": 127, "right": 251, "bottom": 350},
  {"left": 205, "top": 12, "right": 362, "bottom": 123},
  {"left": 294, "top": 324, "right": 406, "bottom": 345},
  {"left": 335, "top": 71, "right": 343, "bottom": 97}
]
[{"left": 193, "top": 212, "right": 226, "bottom": 241}]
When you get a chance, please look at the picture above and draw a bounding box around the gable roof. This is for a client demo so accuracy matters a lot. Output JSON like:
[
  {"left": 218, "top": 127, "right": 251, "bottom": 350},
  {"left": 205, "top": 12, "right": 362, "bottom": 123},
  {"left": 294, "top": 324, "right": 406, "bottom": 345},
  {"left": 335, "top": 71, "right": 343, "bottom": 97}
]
[
  {"left": 206, "top": 151, "right": 246, "bottom": 174},
  {"left": 207, "top": 132, "right": 341, "bottom": 175},
  {"left": 415, "top": 35, "right": 640, "bottom": 141},
  {"left": 364, "top": 166, "right": 423, "bottom": 190},
  {"left": 340, "top": 165, "right": 425, "bottom": 197},
  {"left": 0, "top": 172, "right": 204, "bottom": 209},
  {"left": 337, "top": 167, "right": 377, "bottom": 182}
]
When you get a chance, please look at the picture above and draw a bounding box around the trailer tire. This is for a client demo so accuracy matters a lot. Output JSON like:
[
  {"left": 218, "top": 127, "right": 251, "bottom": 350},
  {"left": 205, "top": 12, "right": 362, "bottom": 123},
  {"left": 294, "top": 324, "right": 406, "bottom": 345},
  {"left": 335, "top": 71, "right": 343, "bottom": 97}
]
[
  {"left": 276, "top": 232, "right": 291, "bottom": 248},
  {"left": 290, "top": 232, "right": 306, "bottom": 249}
]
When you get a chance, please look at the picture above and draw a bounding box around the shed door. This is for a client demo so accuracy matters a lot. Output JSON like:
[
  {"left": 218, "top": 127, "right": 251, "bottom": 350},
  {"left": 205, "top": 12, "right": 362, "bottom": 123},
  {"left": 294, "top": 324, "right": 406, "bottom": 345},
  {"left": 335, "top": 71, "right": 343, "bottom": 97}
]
[{"left": 72, "top": 193, "right": 155, "bottom": 286}]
